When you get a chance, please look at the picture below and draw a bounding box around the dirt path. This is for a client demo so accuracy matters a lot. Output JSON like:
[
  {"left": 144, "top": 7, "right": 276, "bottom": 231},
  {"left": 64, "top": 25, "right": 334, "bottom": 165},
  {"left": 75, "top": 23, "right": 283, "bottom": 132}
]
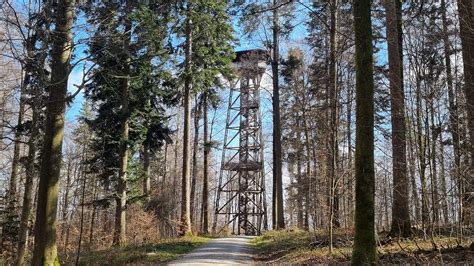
[{"left": 168, "top": 236, "right": 255, "bottom": 265}]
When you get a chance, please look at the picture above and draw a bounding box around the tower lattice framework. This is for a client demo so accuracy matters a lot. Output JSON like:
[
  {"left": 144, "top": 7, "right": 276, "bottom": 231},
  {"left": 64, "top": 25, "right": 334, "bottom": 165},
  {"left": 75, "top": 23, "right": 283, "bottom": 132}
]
[{"left": 214, "top": 50, "right": 268, "bottom": 235}]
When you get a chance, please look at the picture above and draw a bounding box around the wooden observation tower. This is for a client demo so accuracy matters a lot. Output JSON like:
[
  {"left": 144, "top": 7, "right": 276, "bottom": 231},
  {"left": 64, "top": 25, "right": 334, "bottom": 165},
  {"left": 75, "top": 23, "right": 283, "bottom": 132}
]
[{"left": 214, "top": 49, "right": 269, "bottom": 235}]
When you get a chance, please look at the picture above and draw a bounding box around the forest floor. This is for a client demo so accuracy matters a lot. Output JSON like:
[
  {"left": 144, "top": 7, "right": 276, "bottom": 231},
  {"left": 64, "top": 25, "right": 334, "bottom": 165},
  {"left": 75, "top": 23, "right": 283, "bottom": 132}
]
[
  {"left": 72, "top": 236, "right": 210, "bottom": 265},
  {"left": 252, "top": 229, "right": 474, "bottom": 264}
]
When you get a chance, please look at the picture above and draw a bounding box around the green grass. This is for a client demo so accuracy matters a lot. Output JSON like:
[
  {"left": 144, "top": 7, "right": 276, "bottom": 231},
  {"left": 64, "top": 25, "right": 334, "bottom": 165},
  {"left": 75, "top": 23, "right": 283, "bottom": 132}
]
[
  {"left": 73, "top": 236, "right": 210, "bottom": 265},
  {"left": 251, "top": 229, "right": 350, "bottom": 263},
  {"left": 250, "top": 229, "right": 473, "bottom": 264}
]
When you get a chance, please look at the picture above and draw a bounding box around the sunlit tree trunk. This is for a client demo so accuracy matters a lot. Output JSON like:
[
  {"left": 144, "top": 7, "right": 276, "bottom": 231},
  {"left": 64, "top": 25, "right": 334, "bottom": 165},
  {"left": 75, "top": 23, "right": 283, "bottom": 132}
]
[
  {"left": 32, "top": 0, "right": 75, "bottom": 264},
  {"left": 180, "top": 13, "right": 193, "bottom": 236}
]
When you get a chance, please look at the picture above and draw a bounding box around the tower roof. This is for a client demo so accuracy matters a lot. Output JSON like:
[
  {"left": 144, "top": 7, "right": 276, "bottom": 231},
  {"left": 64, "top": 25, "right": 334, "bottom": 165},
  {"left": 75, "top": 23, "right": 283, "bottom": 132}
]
[{"left": 233, "top": 49, "right": 270, "bottom": 63}]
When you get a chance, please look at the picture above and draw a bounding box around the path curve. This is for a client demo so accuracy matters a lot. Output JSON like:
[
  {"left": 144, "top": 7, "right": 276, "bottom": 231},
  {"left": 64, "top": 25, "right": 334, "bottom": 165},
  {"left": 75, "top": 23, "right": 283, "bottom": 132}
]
[{"left": 168, "top": 236, "right": 255, "bottom": 265}]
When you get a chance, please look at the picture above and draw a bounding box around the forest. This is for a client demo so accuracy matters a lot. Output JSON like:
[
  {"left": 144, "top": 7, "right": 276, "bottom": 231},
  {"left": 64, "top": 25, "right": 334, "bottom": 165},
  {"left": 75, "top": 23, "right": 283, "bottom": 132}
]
[{"left": 0, "top": 0, "right": 473, "bottom": 265}]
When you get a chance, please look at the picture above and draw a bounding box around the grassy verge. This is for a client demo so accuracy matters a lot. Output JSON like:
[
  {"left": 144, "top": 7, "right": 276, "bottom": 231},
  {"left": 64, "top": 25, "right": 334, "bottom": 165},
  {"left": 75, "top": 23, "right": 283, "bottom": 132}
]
[
  {"left": 72, "top": 236, "right": 210, "bottom": 265},
  {"left": 251, "top": 229, "right": 473, "bottom": 264},
  {"left": 251, "top": 229, "right": 350, "bottom": 264}
]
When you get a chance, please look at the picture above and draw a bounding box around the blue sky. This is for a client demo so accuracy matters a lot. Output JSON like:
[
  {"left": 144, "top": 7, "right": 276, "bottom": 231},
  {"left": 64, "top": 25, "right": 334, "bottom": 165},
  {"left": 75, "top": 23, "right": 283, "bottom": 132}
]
[{"left": 65, "top": 2, "right": 314, "bottom": 122}]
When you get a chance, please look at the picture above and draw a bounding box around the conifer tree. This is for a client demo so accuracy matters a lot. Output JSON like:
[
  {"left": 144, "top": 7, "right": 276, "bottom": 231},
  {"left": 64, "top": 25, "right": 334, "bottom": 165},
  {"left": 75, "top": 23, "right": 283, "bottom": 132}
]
[
  {"left": 176, "top": 0, "right": 234, "bottom": 235},
  {"left": 84, "top": 1, "right": 176, "bottom": 245}
]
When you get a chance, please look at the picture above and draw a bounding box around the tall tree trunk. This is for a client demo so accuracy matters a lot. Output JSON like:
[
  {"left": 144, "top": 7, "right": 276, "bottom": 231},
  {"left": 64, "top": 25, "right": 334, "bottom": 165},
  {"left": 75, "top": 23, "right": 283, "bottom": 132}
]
[
  {"left": 346, "top": 79, "right": 354, "bottom": 227},
  {"left": 429, "top": 104, "right": 440, "bottom": 227},
  {"left": 438, "top": 111, "right": 450, "bottom": 225},
  {"left": 75, "top": 144, "right": 88, "bottom": 265},
  {"left": 301, "top": 104, "right": 315, "bottom": 231},
  {"left": 180, "top": 14, "right": 193, "bottom": 236},
  {"left": 113, "top": 8, "right": 132, "bottom": 247},
  {"left": 61, "top": 160, "right": 72, "bottom": 240},
  {"left": 328, "top": 0, "right": 339, "bottom": 252},
  {"left": 415, "top": 74, "right": 430, "bottom": 232},
  {"left": 272, "top": 0, "right": 285, "bottom": 230},
  {"left": 201, "top": 92, "right": 209, "bottom": 234},
  {"left": 191, "top": 99, "right": 201, "bottom": 227},
  {"left": 441, "top": 0, "right": 462, "bottom": 207},
  {"left": 88, "top": 178, "right": 97, "bottom": 249},
  {"left": 15, "top": 97, "right": 40, "bottom": 266},
  {"left": 3, "top": 39, "right": 31, "bottom": 254},
  {"left": 457, "top": 0, "right": 474, "bottom": 227},
  {"left": 407, "top": 120, "right": 421, "bottom": 224},
  {"left": 351, "top": 0, "right": 377, "bottom": 263},
  {"left": 32, "top": 0, "right": 75, "bottom": 264},
  {"left": 441, "top": 0, "right": 462, "bottom": 230},
  {"left": 5, "top": 82, "right": 24, "bottom": 218},
  {"left": 163, "top": 142, "right": 168, "bottom": 183},
  {"left": 385, "top": 0, "right": 411, "bottom": 237},
  {"left": 173, "top": 113, "right": 181, "bottom": 195},
  {"left": 296, "top": 143, "right": 304, "bottom": 229},
  {"left": 2, "top": 68, "right": 27, "bottom": 252}
]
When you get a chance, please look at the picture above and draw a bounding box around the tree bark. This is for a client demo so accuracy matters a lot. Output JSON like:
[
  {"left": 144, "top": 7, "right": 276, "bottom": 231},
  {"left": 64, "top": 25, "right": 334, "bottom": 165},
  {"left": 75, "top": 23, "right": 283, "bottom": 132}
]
[
  {"left": 15, "top": 94, "right": 39, "bottom": 266},
  {"left": 61, "top": 160, "right": 72, "bottom": 240},
  {"left": 2, "top": 62, "right": 27, "bottom": 252},
  {"left": 415, "top": 77, "right": 430, "bottom": 233},
  {"left": 429, "top": 103, "right": 440, "bottom": 227},
  {"left": 75, "top": 144, "right": 88, "bottom": 265},
  {"left": 272, "top": 0, "right": 285, "bottom": 230},
  {"left": 328, "top": 0, "right": 339, "bottom": 252},
  {"left": 201, "top": 92, "right": 210, "bottom": 234},
  {"left": 191, "top": 99, "right": 201, "bottom": 227},
  {"left": 346, "top": 77, "right": 354, "bottom": 227},
  {"left": 438, "top": 112, "right": 450, "bottom": 225},
  {"left": 351, "top": 0, "right": 377, "bottom": 263},
  {"left": 407, "top": 120, "right": 421, "bottom": 224},
  {"left": 457, "top": 0, "right": 474, "bottom": 227},
  {"left": 385, "top": 0, "right": 411, "bottom": 237},
  {"left": 180, "top": 13, "right": 193, "bottom": 236},
  {"left": 32, "top": 0, "right": 75, "bottom": 264}
]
